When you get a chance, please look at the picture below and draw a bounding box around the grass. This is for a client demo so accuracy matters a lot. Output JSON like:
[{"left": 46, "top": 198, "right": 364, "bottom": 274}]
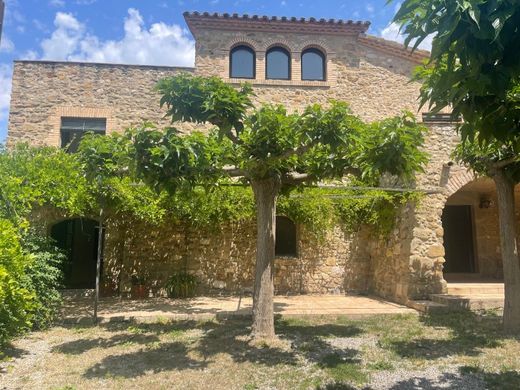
[{"left": 1, "top": 312, "right": 519, "bottom": 389}]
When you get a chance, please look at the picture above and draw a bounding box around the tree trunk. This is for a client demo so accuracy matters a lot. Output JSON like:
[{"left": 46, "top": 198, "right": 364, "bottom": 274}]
[
  {"left": 251, "top": 177, "right": 281, "bottom": 340},
  {"left": 493, "top": 169, "right": 520, "bottom": 333}
]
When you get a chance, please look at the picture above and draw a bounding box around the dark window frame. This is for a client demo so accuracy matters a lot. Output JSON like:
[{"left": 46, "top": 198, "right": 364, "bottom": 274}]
[
  {"left": 229, "top": 44, "right": 256, "bottom": 79},
  {"left": 301, "top": 47, "right": 326, "bottom": 81},
  {"left": 275, "top": 215, "right": 298, "bottom": 258},
  {"left": 265, "top": 46, "right": 291, "bottom": 80},
  {"left": 60, "top": 117, "right": 107, "bottom": 153}
]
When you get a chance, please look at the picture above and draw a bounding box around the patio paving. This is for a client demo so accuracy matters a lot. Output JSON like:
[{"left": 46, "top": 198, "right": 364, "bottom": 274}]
[{"left": 61, "top": 294, "right": 417, "bottom": 324}]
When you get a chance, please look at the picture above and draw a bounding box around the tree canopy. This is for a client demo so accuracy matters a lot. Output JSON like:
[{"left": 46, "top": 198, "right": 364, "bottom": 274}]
[{"left": 393, "top": 0, "right": 520, "bottom": 142}]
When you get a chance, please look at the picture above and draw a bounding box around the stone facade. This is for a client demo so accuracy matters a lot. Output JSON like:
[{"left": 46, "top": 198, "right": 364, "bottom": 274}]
[
  {"left": 7, "top": 12, "right": 508, "bottom": 303},
  {"left": 7, "top": 62, "right": 195, "bottom": 147}
]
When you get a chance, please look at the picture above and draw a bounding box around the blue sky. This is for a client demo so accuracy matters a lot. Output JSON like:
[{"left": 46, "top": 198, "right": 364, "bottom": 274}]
[{"left": 0, "top": 0, "right": 427, "bottom": 143}]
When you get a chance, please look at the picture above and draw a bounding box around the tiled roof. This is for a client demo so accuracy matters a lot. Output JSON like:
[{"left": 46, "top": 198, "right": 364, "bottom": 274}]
[
  {"left": 184, "top": 11, "right": 370, "bottom": 36},
  {"left": 358, "top": 35, "right": 430, "bottom": 63}
]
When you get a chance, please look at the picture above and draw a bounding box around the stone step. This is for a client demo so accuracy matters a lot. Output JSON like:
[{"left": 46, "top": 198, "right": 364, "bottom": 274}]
[
  {"left": 407, "top": 300, "right": 450, "bottom": 313},
  {"left": 430, "top": 294, "right": 503, "bottom": 311},
  {"left": 447, "top": 283, "right": 504, "bottom": 295}
]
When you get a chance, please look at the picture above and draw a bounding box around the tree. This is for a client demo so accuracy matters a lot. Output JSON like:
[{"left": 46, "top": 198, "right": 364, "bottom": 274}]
[
  {"left": 129, "top": 74, "right": 427, "bottom": 340},
  {"left": 454, "top": 136, "right": 520, "bottom": 331},
  {"left": 391, "top": 0, "right": 520, "bottom": 331}
]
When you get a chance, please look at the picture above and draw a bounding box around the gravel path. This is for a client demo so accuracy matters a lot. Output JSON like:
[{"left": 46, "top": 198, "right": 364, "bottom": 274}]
[
  {"left": 0, "top": 334, "right": 52, "bottom": 390},
  {"left": 369, "top": 366, "right": 485, "bottom": 389}
]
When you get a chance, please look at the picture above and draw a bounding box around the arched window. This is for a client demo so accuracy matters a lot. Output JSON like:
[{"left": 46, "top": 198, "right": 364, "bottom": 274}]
[
  {"left": 230, "top": 45, "right": 255, "bottom": 79},
  {"left": 275, "top": 216, "right": 297, "bottom": 257},
  {"left": 266, "top": 46, "right": 291, "bottom": 80},
  {"left": 301, "top": 48, "right": 326, "bottom": 81}
]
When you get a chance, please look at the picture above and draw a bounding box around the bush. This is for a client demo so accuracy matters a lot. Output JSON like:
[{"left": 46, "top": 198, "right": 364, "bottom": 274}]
[
  {"left": 0, "top": 220, "right": 66, "bottom": 345},
  {"left": 165, "top": 272, "right": 198, "bottom": 298},
  {"left": 0, "top": 219, "right": 35, "bottom": 345},
  {"left": 21, "top": 232, "right": 66, "bottom": 329}
]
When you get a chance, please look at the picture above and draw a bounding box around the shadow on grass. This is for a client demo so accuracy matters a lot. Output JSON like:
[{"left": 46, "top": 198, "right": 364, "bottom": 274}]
[
  {"left": 52, "top": 333, "right": 160, "bottom": 355},
  {"left": 83, "top": 341, "right": 205, "bottom": 378},
  {"left": 387, "top": 366, "right": 520, "bottom": 390},
  {"left": 0, "top": 345, "right": 29, "bottom": 374},
  {"left": 58, "top": 316, "right": 366, "bottom": 380},
  {"left": 388, "top": 311, "right": 515, "bottom": 360}
]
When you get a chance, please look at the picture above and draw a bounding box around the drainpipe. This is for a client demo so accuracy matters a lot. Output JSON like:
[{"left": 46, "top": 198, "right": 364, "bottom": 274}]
[{"left": 93, "top": 208, "right": 104, "bottom": 323}]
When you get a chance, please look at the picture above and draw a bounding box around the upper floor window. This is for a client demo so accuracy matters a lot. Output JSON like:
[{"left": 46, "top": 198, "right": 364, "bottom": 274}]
[
  {"left": 266, "top": 46, "right": 290, "bottom": 80},
  {"left": 61, "top": 117, "right": 106, "bottom": 153},
  {"left": 230, "top": 45, "right": 255, "bottom": 79},
  {"left": 275, "top": 216, "right": 297, "bottom": 257},
  {"left": 301, "top": 48, "right": 326, "bottom": 81}
]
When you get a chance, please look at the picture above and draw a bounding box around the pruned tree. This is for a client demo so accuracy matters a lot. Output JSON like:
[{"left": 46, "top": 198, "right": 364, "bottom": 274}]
[
  {"left": 391, "top": 0, "right": 520, "bottom": 331},
  {"left": 454, "top": 136, "right": 520, "bottom": 331},
  {"left": 130, "top": 74, "right": 427, "bottom": 340}
]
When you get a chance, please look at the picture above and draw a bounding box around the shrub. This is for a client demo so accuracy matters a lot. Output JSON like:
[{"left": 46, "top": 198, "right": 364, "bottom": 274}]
[
  {"left": 0, "top": 219, "right": 35, "bottom": 345},
  {"left": 165, "top": 272, "right": 198, "bottom": 298},
  {"left": 21, "top": 232, "right": 66, "bottom": 329}
]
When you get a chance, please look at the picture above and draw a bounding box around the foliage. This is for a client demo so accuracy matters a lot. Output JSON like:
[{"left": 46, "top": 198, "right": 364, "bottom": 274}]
[
  {"left": 133, "top": 74, "right": 428, "bottom": 189},
  {"left": 391, "top": 0, "right": 520, "bottom": 142},
  {"left": 0, "top": 145, "right": 85, "bottom": 344},
  {"left": 0, "top": 144, "right": 91, "bottom": 224},
  {"left": 21, "top": 231, "right": 66, "bottom": 330},
  {"left": 0, "top": 219, "right": 35, "bottom": 345},
  {"left": 77, "top": 132, "right": 168, "bottom": 221},
  {"left": 279, "top": 188, "right": 420, "bottom": 238},
  {"left": 165, "top": 272, "right": 198, "bottom": 298},
  {"left": 453, "top": 134, "right": 520, "bottom": 181}
]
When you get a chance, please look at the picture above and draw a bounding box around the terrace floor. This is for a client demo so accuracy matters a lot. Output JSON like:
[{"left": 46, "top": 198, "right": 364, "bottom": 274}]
[{"left": 61, "top": 294, "right": 417, "bottom": 324}]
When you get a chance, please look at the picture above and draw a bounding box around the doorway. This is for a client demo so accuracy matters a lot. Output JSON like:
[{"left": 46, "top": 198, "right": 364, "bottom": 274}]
[
  {"left": 51, "top": 218, "right": 103, "bottom": 289},
  {"left": 442, "top": 205, "right": 477, "bottom": 273}
]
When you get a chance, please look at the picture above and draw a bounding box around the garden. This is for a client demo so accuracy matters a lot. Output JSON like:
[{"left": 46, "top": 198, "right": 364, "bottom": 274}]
[
  {"left": 2, "top": 0, "right": 520, "bottom": 388},
  {"left": 1, "top": 312, "right": 520, "bottom": 389}
]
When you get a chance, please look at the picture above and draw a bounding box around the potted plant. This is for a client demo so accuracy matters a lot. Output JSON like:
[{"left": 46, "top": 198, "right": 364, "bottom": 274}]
[
  {"left": 100, "top": 277, "right": 118, "bottom": 298},
  {"left": 165, "top": 272, "right": 198, "bottom": 298},
  {"left": 130, "top": 273, "right": 148, "bottom": 299}
]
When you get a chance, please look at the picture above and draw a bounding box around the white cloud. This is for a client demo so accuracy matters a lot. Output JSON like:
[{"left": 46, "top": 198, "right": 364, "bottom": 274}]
[
  {"left": 49, "top": 0, "right": 65, "bottom": 7},
  {"left": 366, "top": 3, "right": 375, "bottom": 14},
  {"left": 21, "top": 50, "right": 38, "bottom": 60},
  {"left": 380, "top": 22, "right": 433, "bottom": 51},
  {"left": 41, "top": 12, "right": 85, "bottom": 59},
  {"left": 40, "top": 9, "right": 195, "bottom": 67},
  {"left": 0, "top": 64, "right": 13, "bottom": 123},
  {"left": 0, "top": 36, "right": 15, "bottom": 53}
]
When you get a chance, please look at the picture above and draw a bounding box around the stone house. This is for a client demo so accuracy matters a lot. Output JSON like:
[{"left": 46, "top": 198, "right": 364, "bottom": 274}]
[{"left": 7, "top": 12, "right": 515, "bottom": 305}]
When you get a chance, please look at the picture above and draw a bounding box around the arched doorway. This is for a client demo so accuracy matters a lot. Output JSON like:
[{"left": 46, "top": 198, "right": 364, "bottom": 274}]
[
  {"left": 442, "top": 177, "right": 506, "bottom": 281},
  {"left": 51, "top": 218, "right": 103, "bottom": 289}
]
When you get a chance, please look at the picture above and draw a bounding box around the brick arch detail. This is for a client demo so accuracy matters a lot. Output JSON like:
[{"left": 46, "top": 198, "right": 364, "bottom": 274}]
[
  {"left": 226, "top": 36, "right": 261, "bottom": 52},
  {"left": 297, "top": 41, "right": 335, "bottom": 56},
  {"left": 264, "top": 40, "right": 294, "bottom": 53},
  {"left": 445, "top": 169, "right": 476, "bottom": 198}
]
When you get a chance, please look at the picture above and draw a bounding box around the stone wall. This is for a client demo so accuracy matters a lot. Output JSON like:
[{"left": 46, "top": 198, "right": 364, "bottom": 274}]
[
  {"left": 7, "top": 61, "right": 195, "bottom": 146},
  {"left": 194, "top": 29, "right": 425, "bottom": 122},
  {"left": 101, "top": 217, "right": 371, "bottom": 296}
]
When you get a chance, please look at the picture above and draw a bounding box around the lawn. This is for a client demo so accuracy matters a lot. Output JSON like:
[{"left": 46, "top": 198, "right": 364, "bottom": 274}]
[{"left": 1, "top": 311, "right": 519, "bottom": 389}]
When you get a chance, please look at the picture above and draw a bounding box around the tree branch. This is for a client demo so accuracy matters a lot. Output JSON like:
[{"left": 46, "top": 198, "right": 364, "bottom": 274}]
[
  {"left": 492, "top": 156, "right": 519, "bottom": 169},
  {"left": 225, "top": 130, "right": 244, "bottom": 146},
  {"left": 268, "top": 139, "right": 320, "bottom": 164},
  {"left": 222, "top": 166, "right": 247, "bottom": 177},
  {"left": 282, "top": 172, "right": 314, "bottom": 185}
]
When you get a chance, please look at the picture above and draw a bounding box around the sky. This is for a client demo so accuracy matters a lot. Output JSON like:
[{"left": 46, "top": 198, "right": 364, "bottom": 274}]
[{"left": 0, "top": 0, "right": 432, "bottom": 143}]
